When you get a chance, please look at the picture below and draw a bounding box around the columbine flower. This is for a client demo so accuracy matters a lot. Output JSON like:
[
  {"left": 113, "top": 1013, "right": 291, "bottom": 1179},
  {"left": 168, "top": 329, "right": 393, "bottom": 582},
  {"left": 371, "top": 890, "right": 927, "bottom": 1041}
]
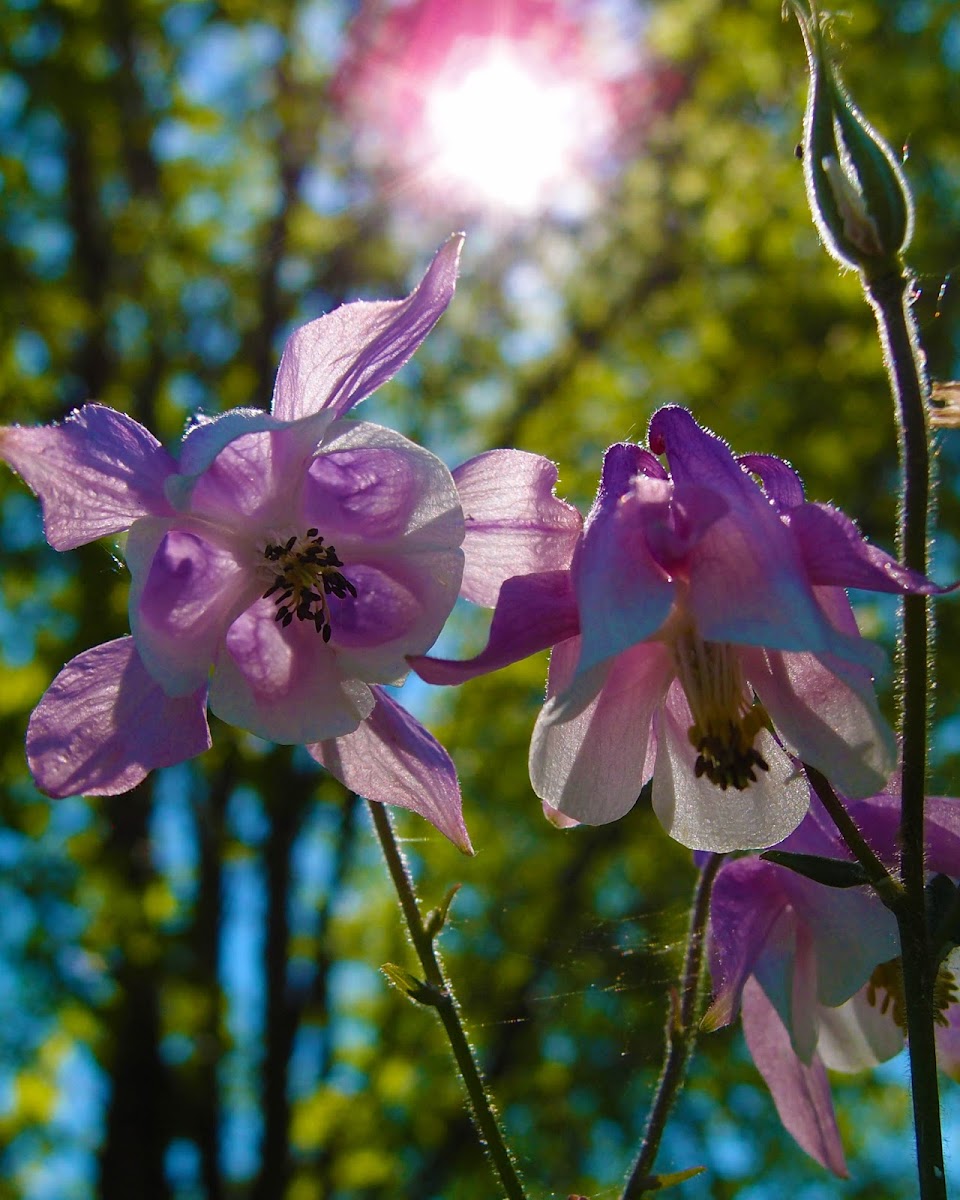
[
  {"left": 705, "top": 788, "right": 960, "bottom": 1175},
  {"left": 1, "top": 238, "right": 473, "bottom": 849},
  {"left": 415, "top": 406, "right": 943, "bottom": 852}
]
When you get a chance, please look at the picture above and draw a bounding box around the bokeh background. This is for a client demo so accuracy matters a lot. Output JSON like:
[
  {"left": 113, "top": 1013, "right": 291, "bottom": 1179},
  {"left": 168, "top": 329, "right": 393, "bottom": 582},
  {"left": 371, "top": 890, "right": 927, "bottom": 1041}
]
[{"left": 2, "top": 0, "right": 960, "bottom": 1196}]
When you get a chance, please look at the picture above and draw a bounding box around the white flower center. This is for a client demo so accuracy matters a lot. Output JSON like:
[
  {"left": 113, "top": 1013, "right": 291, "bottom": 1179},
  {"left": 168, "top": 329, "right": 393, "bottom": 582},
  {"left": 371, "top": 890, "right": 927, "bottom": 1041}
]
[
  {"left": 671, "top": 626, "right": 771, "bottom": 791},
  {"left": 261, "top": 528, "right": 357, "bottom": 642}
]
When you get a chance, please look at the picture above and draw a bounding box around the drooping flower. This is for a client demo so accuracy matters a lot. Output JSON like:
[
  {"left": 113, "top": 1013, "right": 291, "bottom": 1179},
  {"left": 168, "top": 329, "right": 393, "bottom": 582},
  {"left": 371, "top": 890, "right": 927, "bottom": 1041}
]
[
  {"left": 414, "top": 406, "right": 943, "bottom": 851},
  {"left": 1, "top": 238, "right": 475, "bottom": 849},
  {"left": 705, "top": 788, "right": 960, "bottom": 1175}
]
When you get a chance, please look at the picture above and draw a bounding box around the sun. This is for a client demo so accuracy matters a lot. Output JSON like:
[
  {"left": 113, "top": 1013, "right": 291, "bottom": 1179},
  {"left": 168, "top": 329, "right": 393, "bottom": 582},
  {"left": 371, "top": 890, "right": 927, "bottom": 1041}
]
[{"left": 421, "top": 45, "right": 609, "bottom": 214}]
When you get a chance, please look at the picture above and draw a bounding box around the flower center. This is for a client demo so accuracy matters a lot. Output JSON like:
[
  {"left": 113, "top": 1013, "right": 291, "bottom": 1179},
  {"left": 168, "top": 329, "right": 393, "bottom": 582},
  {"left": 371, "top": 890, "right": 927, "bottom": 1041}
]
[
  {"left": 672, "top": 629, "right": 771, "bottom": 791},
  {"left": 867, "top": 957, "right": 958, "bottom": 1031},
  {"left": 261, "top": 528, "right": 357, "bottom": 643}
]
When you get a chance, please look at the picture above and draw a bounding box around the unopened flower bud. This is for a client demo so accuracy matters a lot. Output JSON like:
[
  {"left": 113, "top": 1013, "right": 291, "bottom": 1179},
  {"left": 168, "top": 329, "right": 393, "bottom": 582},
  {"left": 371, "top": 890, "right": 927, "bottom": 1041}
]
[{"left": 792, "top": 2, "right": 913, "bottom": 274}]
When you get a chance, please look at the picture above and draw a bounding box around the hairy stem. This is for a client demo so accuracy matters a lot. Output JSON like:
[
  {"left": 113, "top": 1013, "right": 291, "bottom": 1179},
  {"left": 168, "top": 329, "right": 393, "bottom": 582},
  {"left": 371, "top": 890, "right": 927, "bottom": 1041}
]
[
  {"left": 804, "top": 765, "right": 903, "bottom": 908},
  {"left": 621, "top": 853, "right": 723, "bottom": 1199},
  {"left": 865, "top": 266, "right": 943, "bottom": 1200},
  {"left": 367, "top": 800, "right": 528, "bottom": 1200}
]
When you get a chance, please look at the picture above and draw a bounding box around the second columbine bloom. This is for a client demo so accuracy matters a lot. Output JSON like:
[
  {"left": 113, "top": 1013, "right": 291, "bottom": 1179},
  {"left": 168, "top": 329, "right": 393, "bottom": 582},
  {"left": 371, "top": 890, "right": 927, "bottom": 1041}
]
[{"left": 416, "top": 406, "right": 941, "bottom": 851}]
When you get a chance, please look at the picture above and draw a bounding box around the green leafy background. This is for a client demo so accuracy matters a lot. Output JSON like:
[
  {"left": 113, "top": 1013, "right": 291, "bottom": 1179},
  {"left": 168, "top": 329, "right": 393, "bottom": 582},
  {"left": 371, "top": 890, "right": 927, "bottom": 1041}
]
[{"left": 1, "top": 0, "right": 959, "bottom": 1196}]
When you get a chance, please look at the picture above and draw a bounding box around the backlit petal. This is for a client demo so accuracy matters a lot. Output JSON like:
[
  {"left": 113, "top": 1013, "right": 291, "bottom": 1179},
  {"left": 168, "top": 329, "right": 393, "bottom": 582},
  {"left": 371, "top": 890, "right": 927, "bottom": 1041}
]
[
  {"left": 309, "top": 686, "right": 472, "bottom": 853},
  {"left": 452, "top": 450, "right": 582, "bottom": 606},
  {"left": 127, "top": 520, "right": 255, "bottom": 696},
  {"left": 271, "top": 235, "right": 463, "bottom": 422},
  {"left": 651, "top": 681, "right": 809, "bottom": 851},
  {"left": 0, "top": 405, "right": 175, "bottom": 549},
  {"left": 26, "top": 638, "right": 210, "bottom": 796},
  {"left": 209, "top": 601, "right": 376, "bottom": 743},
  {"left": 532, "top": 640, "right": 673, "bottom": 825},
  {"left": 410, "top": 570, "right": 579, "bottom": 686},
  {"left": 742, "top": 978, "right": 848, "bottom": 1177}
]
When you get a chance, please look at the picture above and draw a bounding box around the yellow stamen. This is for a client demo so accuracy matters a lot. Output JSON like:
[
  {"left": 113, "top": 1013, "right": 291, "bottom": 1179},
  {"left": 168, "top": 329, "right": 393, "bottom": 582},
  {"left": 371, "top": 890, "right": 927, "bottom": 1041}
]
[
  {"left": 672, "top": 628, "right": 771, "bottom": 791},
  {"left": 867, "top": 957, "right": 959, "bottom": 1031}
]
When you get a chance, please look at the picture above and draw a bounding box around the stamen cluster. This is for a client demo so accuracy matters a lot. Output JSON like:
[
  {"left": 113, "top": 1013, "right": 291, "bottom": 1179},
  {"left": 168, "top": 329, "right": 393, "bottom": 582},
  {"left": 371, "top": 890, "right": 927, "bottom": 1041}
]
[
  {"left": 262, "top": 528, "right": 358, "bottom": 642},
  {"left": 672, "top": 630, "right": 771, "bottom": 792},
  {"left": 864, "top": 957, "right": 957, "bottom": 1030}
]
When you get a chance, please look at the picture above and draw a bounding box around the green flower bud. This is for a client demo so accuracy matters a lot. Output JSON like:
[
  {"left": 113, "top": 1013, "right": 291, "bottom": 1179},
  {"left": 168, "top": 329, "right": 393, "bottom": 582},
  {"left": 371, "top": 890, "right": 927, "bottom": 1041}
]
[{"left": 791, "top": 2, "right": 914, "bottom": 274}]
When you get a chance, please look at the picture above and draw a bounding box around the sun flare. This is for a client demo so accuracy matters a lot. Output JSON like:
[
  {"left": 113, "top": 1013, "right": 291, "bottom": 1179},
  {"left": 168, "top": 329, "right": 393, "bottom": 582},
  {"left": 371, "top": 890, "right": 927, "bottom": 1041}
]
[{"left": 422, "top": 46, "right": 609, "bottom": 213}]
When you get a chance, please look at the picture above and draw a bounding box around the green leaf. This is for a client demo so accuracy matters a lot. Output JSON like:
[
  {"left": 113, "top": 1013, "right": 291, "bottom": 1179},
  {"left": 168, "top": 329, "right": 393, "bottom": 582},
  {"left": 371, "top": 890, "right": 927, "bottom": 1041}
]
[
  {"left": 759, "top": 850, "right": 871, "bottom": 889},
  {"left": 380, "top": 963, "right": 440, "bottom": 1007},
  {"left": 424, "top": 883, "right": 462, "bottom": 939}
]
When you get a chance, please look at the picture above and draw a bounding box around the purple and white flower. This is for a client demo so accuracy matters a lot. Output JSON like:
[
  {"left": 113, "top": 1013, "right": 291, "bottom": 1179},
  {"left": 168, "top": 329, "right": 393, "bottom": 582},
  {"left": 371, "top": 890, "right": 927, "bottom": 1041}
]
[
  {"left": 1, "top": 238, "right": 476, "bottom": 848},
  {"left": 415, "top": 407, "right": 942, "bottom": 851},
  {"left": 706, "top": 788, "right": 960, "bottom": 1174}
]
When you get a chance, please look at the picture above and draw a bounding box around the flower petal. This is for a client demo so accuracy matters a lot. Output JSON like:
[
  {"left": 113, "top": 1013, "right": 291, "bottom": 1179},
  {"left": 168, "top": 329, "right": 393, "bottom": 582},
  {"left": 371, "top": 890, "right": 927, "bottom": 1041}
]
[
  {"left": 649, "top": 408, "right": 874, "bottom": 663},
  {"left": 0, "top": 405, "right": 176, "bottom": 549},
  {"left": 705, "top": 857, "right": 792, "bottom": 1030},
  {"left": 309, "top": 686, "right": 472, "bottom": 853},
  {"left": 271, "top": 235, "right": 463, "bottom": 422},
  {"left": 26, "top": 637, "right": 211, "bottom": 796},
  {"left": 180, "top": 412, "right": 334, "bottom": 527},
  {"left": 787, "top": 501, "right": 945, "bottom": 594},
  {"left": 817, "top": 988, "right": 905, "bottom": 1072},
  {"left": 209, "top": 602, "right": 376, "bottom": 743},
  {"left": 410, "top": 570, "right": 579, "bottom": 686},
  {"left": 126, "top": 520, "right": 255, "bottom": 696},
  {"left": 738, "top": 453, "right": 806, "bottom": 508},
  {"left": 574, "top": 463, "right": 675, "bottom": 677},
  {"left": 741, "top": 643, "right": 895, "bottom": 800},
  {"left": 651, "top": 681, "right": 809, "bottom": 851},
  {"left": 741, "top": 977, "right": 848, "bottom": 1177},
  {"left": 532, "top": 640, "right": 673, "bottom": 825},
  {"left": 451, "top": 450, "right": 582, "bottom": 606},
  {"left": 306, "top": 421, "right": 465, "bottom": 553}
]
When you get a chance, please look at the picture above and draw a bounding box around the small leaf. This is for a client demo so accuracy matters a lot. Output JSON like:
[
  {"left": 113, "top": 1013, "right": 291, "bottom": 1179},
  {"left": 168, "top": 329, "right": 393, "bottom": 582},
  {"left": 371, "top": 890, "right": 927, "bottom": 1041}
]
[
  {"left": 380, "top": 963, "right": 440, "bottom": 1006},
  {"left": 759, "top": 850, "right": 870, "bottom": 889},
  {"left": 424, "top": 883, "right": 462, "bottom": 939},
  {"left": 634, "top": 1165, "right": 706, "bottom": 1192}
]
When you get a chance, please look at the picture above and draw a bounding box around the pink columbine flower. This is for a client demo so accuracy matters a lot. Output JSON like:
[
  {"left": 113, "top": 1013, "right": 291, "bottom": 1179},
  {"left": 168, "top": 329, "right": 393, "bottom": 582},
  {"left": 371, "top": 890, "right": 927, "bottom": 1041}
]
[
  {"left": 705, "top": 789, "right": 960, "bottom": 1175},
  {"left": 415, "top": 406, "right": 942, "bottom": 852},
  {"left": 0, "top": 238, "right": 475, "bottom": 850}
]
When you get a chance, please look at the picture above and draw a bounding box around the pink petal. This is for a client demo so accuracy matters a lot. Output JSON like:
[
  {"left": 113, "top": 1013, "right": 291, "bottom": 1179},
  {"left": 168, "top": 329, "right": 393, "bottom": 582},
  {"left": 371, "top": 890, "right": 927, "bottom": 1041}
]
[
  {"left": 788, "top": 502, "right": 945, "bottom": 594},
  {"left": 531, "top": 639, "right": 673, "bottom": 825},
  {"left": 271, "top": 235, "right": 463, "bottom": 423},
  {"left": 182, "top": 413, "right": 333, "bottom": 528},
  {"left": 306, "top": 420, "right": 465, "bottom": 552},
  {"left": 651, "top": 681, "right": 809, "bottom": 851},
  {"left": 738, "top": 452, "right": 806, "bottom": 509},
  {"left": 706, "top": 857, "right": 792, "bottom": 1030},
  {"left": 648, "top": 408, "right": 873, "bottom": 664},
  {"left": 26, "top": 637, "right": 211, "bottom": 797},
  {"left": 209, "top": 602, "right": 376, "bottom": 743},
  {"left": 409, "top": 570, "right": 579, "bottom": 686},
  {"left": 740, "top": 643, "right": 895, "bottom": 800},
  {"left": 309, "top": 686, "right": 472, "bottom": 853},
  {"left": 126, "top": 520, "right": 255, "bottom": 696},
  {"left": 574, "top": 467, "right": 674, "bottom": 677},
  {"left": 0, "top": 405, "right": 175, "bottom": 549},
  {"left": 741, "top": 978, "right": 848, "bottom": 1177},
  {"left": 451, "top": 450, "right": 582, "bottom": 606}
]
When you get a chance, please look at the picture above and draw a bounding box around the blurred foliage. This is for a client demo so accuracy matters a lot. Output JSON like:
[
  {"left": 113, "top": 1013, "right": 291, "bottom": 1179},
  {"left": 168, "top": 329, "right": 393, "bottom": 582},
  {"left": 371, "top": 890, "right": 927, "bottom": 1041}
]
[{"left": 1, "top": 0, "right": 959, "bottom": 1197}]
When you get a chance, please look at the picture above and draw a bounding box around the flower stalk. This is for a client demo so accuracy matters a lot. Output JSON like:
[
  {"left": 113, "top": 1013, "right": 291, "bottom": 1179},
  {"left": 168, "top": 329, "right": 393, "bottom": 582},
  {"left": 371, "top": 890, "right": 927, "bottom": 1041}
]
[
  {"left": 367, "top": 799, "right": 528, "bottom": 1200},
  {"left": 864, "top": 266, "right": 944, "bottom": 1200},
  {"left": 621, "top": 853, "right": 722, "bottom": 1199}
]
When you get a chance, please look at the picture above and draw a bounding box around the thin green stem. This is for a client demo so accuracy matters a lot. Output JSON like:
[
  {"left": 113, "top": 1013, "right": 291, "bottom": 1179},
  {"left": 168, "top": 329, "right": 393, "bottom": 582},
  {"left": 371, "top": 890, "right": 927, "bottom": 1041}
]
[
  {"left": 620, "top": 854, "right": 723, "bottom": 1200},
  {"left": 804, "top": 765, "right": 903, "bottom": 909},
  {"left": 863, "top": 267, "right": 944, "bottom": 1200},
  {"left": 367, "top": 799, "right": 528, "bottom": 1200}
]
